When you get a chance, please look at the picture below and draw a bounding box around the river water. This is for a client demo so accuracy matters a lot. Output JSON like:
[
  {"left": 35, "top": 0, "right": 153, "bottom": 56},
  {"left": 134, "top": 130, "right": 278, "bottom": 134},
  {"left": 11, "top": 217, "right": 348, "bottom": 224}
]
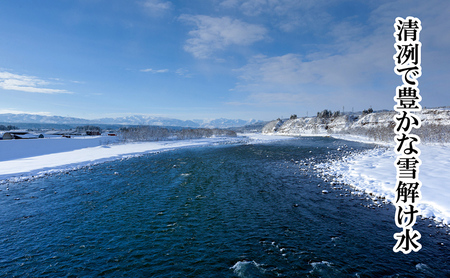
[{"left": 1, "top": 137, "right": 449, "bottom": 277}]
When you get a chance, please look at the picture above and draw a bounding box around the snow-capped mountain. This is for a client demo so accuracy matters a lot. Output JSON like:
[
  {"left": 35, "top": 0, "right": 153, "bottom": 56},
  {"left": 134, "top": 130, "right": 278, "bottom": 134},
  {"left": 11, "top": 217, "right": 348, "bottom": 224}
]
[
  {"left": 193, "top": 118, "right": 259, "bottom": 129},
  {"left": 0, "top": 113, "right": 260, "bottom": 128},
  {"left": 96, "top": 115, "right": 200, "bottom": 127},
  {"left": 0, "top": 114, "right": 91, "bottom": 125}
]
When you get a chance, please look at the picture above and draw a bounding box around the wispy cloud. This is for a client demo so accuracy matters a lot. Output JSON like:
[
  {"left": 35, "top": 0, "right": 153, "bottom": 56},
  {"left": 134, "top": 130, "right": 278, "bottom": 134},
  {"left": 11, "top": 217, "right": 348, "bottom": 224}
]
[
  {"left": 226, "top": 92, "right": 314, "bottom": 106},
  {"left": 140, "top": 68, "right": 169, "bottom": 73},
  {"left": 179, "top": 15, "right": 268, "bottom": 59},
  {"left": 232, "top": 31, "right": 394, "bottom": 110},
  {"left": 220, "top": 0, "right": 332, "bottom": 32},
  {"left": 231, "top": 0, "right": 450, "bottom": 113},
  {"left": 175, "top": 68, "right": 193, "bottom": 78},
  {"left": 140, "top": 0, "right": 172, "bottom": 16},
  {"left": 234, "top": 1, "right": 450, "bottom": 90},
  {"left": 0, "top": 108, "right": 52, "bottom": 116},
  {"left": 0, "top": 71, "right": 73, "bottom": 94},
  {"left": 237, "top": 54, "right": 311, "bottom": 85}
]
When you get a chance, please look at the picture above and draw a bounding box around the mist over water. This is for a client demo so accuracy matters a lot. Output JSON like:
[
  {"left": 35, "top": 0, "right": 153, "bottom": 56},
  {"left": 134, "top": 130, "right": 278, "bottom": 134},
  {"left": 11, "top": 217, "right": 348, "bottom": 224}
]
[{"left": 1, "top": 137, "right": 449, "bottom": 277}]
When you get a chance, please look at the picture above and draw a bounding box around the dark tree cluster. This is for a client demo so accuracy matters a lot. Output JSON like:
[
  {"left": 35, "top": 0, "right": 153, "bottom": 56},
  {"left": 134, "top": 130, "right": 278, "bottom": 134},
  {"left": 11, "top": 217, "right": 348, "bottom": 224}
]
[
  {"left": 76, "top": 125, "right": 102, "bottom": 133},
  {"left": 316, "top": 109, "right": 341, "bottom": 118},
  {"left": 118, "top": 126, "right": 236, "bottom": 142},
  {"left": 0, "top": 125, "right": 19, "bottom": 131},
  {"left": 119, "top": 126, "right": 170, "bottom": 141},
  {"left": 362, "top": 108, "right": 374, "bottom": 115},
  {"left": 176, "top": 128, "right": 236, "bottom": 140}
]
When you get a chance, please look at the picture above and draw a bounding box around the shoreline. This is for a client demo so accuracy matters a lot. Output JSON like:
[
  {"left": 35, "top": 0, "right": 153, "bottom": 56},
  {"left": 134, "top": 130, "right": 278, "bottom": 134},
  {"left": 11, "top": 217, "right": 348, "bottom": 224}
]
[
  {"left": 1, "top": 133, "right": 448, "bottom": 228},
  {"left": 265, "top": 132, "right": 450, "bottom": 226},
  {"left": 0, "top": 134, "right": 293, "bottom": 183},
  {"left": 315, "top": 139, "right": 450, "bottom": 226}
]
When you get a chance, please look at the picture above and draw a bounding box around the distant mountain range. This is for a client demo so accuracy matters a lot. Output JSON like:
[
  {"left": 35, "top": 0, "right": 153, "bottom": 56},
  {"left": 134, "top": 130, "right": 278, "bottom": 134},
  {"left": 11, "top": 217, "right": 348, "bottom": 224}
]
[{"left": 0, "top": 113, "right": 260, "bottom": 128}]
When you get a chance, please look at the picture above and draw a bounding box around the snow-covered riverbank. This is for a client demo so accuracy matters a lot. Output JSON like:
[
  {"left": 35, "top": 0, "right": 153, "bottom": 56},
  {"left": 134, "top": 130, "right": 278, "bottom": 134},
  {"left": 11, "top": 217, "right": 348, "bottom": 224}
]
[
  {"left": 0, "top": 134, "right": 292, "bottom": 182},
  {"left": 318, "top": 135, "right": 450, "bottom": 226}
]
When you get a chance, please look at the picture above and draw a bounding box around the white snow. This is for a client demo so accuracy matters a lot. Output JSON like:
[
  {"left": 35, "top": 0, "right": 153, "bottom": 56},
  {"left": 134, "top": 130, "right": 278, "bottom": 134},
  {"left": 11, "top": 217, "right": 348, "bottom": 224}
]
[
  {"left": 262, "top": 108, "right": 450, "bottom": 226},
  {"left": 0, "top": 134, "right": 293, "bottom": 182},
  {"left": 265, "top": 108, "right": 450, "bottom": 137},
  {"left": 0, "top": 136, "right": 117, "bottom": 161},
  {"left": 317, "top": 137, "right": 450, "bottom": 225},
  {"left": 331, "top": 134, "right": 392, "bottom": 146}
]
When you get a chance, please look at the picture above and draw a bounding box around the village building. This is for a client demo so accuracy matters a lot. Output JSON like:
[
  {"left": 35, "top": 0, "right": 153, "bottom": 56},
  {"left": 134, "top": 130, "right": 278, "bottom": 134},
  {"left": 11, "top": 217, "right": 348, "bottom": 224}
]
[{"left": 1, "top": 131, "right": 44, "bottom": 140}]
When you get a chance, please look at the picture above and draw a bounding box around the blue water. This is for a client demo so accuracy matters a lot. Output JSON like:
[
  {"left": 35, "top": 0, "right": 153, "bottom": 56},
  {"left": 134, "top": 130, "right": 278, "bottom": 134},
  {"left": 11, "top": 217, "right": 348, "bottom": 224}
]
[{"left": 1, "top": 137, "right": 449, "bottom": 277}]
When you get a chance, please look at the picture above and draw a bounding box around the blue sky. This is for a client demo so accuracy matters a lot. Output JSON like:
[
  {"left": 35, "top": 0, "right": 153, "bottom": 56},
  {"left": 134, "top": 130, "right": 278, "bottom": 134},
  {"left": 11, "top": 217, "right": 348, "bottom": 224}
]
[{"left": 0, "top": 0, "right": 449, "bottom": 121}]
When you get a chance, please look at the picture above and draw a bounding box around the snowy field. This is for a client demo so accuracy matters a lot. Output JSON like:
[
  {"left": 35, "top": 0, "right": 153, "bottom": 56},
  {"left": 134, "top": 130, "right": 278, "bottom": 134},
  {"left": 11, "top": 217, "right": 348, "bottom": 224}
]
[{"left": 1, "top": 133, "right": 448, "bottom": 227}]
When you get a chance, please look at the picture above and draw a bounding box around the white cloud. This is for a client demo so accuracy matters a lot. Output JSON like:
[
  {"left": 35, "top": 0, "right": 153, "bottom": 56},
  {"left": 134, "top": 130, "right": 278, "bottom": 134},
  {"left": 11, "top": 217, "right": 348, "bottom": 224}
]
[
  {"left": 224, "top": 0, "right": 450, "bottom": 113},
  {"left": 237, "top": 54, "right": 310, "bottom": 84},
  {"left": 140, "top": 68, "right": 169, "bottom": 73},
  {"left": 0, "top": 71, "right": 73, "bottom": 94},
  {"left": 0, "top": 109, "right": 51, "bottom": 116},
  {"left": 237, "top": 51, "right": 380, "bottom": 89},
  {"left": 179, "top": 15, "right": 268, "bottom": 58},
  {"left": 234, "top": 7, "right": 399, "bottom": 89},
  {"left": 227, "top": 92, "right": 313, "bottom": 106},
  {"left": 141, "top": 0, "right": 172, "bottom": 15},
  {"left": 232, "top": 36, "right": 394, "bottom": 110},
  {"left": 232, "top": 0, "right": 450, "bottom": 112},
  {"left": 175, "top": 68, "right": 192, "bottom": 78},
  {"left": 220, "top": 0, "right": 331, "bottom": 32}
]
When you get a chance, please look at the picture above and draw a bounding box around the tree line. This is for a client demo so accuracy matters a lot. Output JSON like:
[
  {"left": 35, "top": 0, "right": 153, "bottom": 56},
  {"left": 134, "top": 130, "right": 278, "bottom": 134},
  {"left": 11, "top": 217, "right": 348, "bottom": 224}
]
[
  {"left": 0, "top": 125, "right": 19, "bottom": 131},
  {"left": 119, "top": 126, "right": 237, "bottom": 142}
]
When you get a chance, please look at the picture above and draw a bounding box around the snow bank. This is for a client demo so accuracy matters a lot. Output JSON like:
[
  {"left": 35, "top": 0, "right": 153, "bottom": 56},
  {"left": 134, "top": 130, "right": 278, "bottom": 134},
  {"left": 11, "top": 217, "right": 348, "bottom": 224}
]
[
  {"left": 316, "top": 140, "right": 450, "bottom": 225},
  {"left": 0, "top": 136, "right": 118, "bottom": 161},
  {"left": 331, "top": 134, "right": 393, "bottom": 147},
  {"left": 0, "top": 134, "right": 293, "bottom": 182}
]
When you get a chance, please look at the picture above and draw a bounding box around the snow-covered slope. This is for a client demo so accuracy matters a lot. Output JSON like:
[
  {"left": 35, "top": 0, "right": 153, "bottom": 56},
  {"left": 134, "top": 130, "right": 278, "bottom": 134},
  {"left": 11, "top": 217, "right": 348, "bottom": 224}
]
[{"left": 263, "top": 108, "right": 450, "bottom": 143}]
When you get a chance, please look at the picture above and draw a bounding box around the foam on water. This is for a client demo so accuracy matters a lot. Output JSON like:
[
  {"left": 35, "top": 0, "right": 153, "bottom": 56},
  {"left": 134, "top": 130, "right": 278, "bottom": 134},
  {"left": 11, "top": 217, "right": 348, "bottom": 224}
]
[
  {"left": 309, "top": 261, "right": 340, "bottom": 277},
  {"left": 415, "top": 263, "right": 443, "bottom": 277},
  {"left": 230, "top": 260, "right": 267, "bottom": 278}
]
